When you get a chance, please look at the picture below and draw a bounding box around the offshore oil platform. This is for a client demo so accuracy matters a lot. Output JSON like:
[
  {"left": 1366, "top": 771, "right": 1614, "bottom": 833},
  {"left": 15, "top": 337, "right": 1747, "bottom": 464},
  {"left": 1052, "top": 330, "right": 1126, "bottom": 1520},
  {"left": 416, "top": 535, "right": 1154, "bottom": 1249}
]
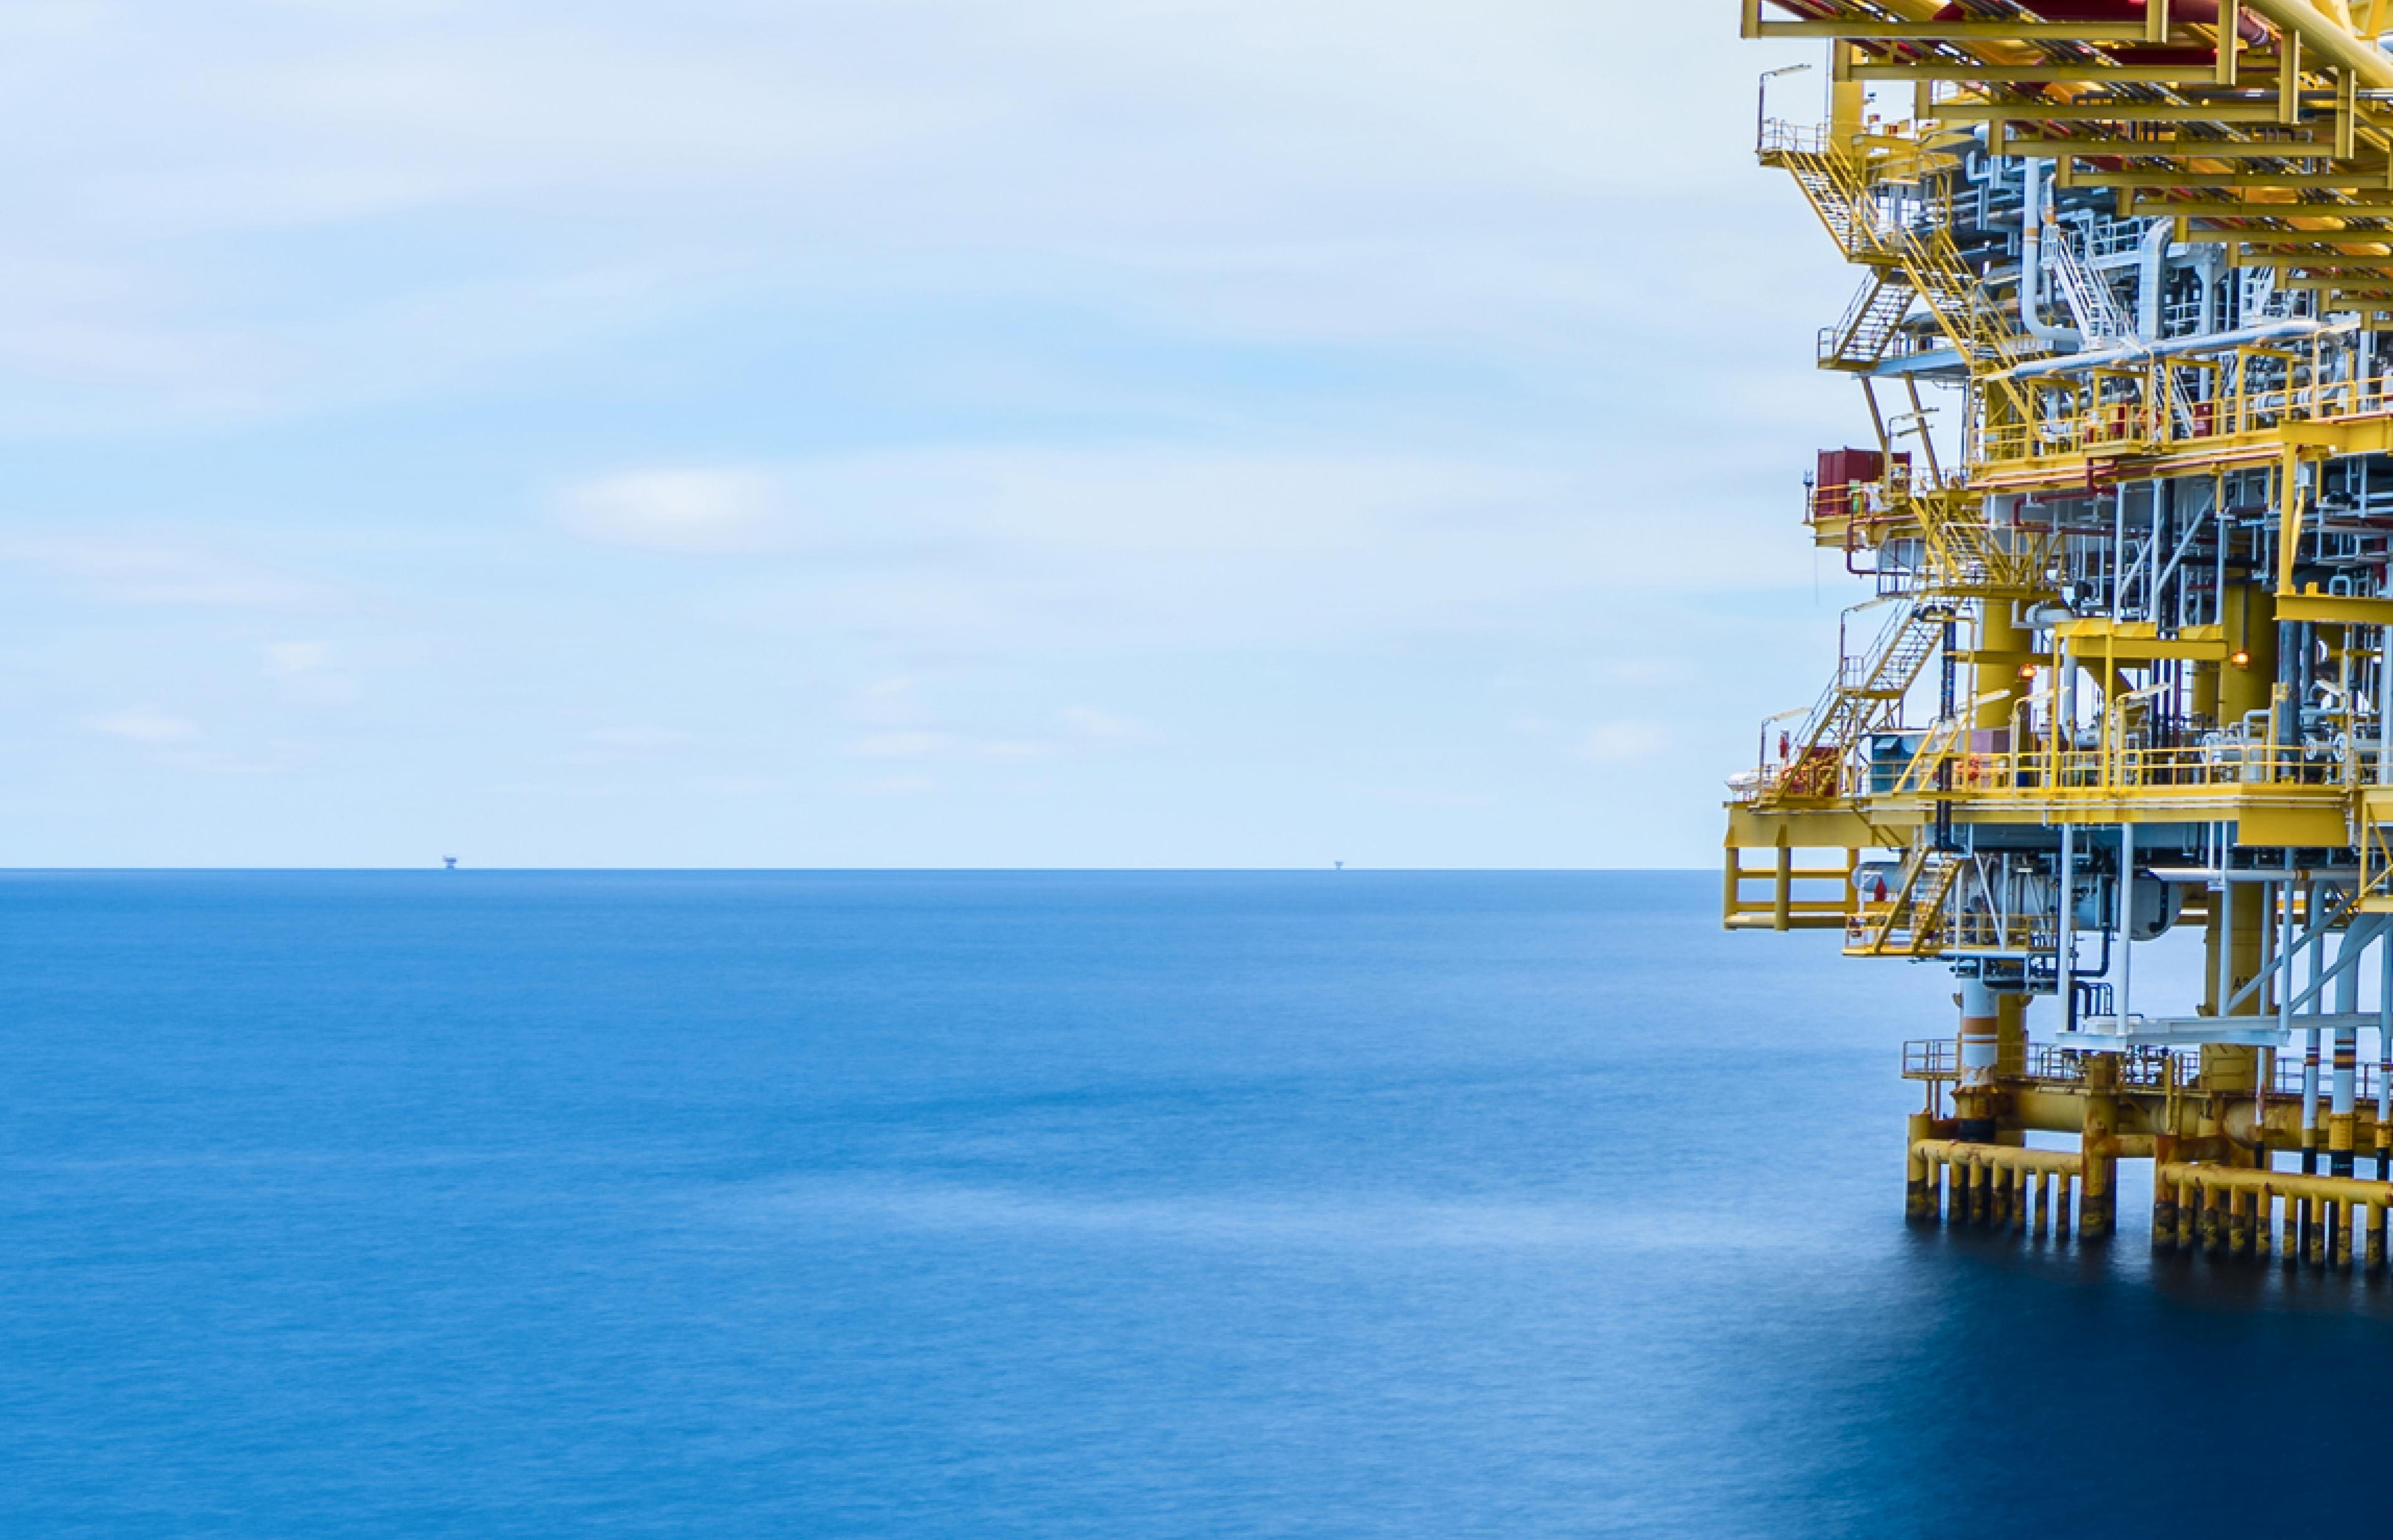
[{"left": 1724, "top": 0, "right": 2393, "bottom": 1271}]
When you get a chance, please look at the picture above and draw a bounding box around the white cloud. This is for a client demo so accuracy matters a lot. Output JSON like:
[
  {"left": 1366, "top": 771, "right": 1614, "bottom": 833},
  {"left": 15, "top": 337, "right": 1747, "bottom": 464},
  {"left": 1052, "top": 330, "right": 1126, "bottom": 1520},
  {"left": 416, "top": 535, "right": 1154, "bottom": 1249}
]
[
  {"left": 262, "top": 640, "right": 335, "bottom": 675},
  {"left": 0, "top": 2, "right": 1854, "bottom": 868},
  {"left": 83, "top": 708, "right": 201, "bottom": 744},
  {"left": 557, "top": 468, "right": 781, "bottom": 554},
  {"left": 586, "top": 723, "right": 685, "bottom": 750},
  {"left": 560, "top": 723, "right": 689, "bottom": 764},
  {"left": 0, "top": 1, "right": 1833, "bottom": 430},
  {"left": 843, "top": 725, "right": 1071, "bottom": 764},
  {"left": 846, "top": 730, "right": 948, "bottom": 760},
  {"left": 1062, "top": 706, "right": 1154, "bottom": 743},
  {"left": 1368, "top": 787, "right": 1495, "bottom": 809},
  {"left": 1576, "top": 721, "right": 1668, "bottom": 764},
  {"left": 259, "top": 639, "right": 360, "bottom": 705},
  {"left": 0, "top": 536, "right": 320, "bottom": 608},
  {"left": 1601, "top": 658, "right": 1689, "bottom": 687},
  {"left": 556, "top": 448, "right": 1552, "bottom": 561},
  {"left": 689, "top": 774, "right": 783, "bottom": 796}
]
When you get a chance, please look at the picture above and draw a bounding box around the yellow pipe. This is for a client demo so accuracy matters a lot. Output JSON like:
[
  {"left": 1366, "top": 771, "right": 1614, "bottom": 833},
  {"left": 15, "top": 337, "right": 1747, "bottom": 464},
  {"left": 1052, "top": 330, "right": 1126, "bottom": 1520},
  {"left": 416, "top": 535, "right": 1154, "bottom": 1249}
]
[
  {"left": 1913, "top": 1139, "right": 2083, "bottom": 1175},
  {"left": 2156, "top": 1159, "right": 2393, "bottom": 1205},
  {"left": 2243, "top": 0, "right": 2393, "bottom": 89}
]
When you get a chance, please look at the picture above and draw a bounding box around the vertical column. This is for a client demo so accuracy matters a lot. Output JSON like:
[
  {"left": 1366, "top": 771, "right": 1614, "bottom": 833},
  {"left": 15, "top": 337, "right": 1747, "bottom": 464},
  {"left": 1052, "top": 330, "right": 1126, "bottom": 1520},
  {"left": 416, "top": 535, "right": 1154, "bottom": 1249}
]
[
  {"left": 2152, "top": 1129, "right": 2180, "bottom": 1245},
  {"left": 2333, "top": 1017, "right": 2358, "bottom": 1183},
  {"left": 1906, "top": 1112, "right": 1933, "bottom": 1224},
  {"left": 2295, "top": 878, "right": 2317, "bottom": 1257},
  {"left": 2213, "top": 579, "right": 2276, "bottom": 1144},
  {"left": 2082, "top": 1053, "right": 2119, "bottom": 1242},
  {"left": 2057, "top": 824, "right": 2078, "bottom": 1034},
  {"left": 2377, "top": 934, "right": 2391, "bottom": 1183},
  {"left": 1957, "top": 974, "right": 1999, "bottom": 1144},
  {"left": 1829, "top": 43, "right": 1865, "bottom": 146},
  {"left": 2120, "top": 824, "right": 2137, "bottom": 1025},
  {"left": 1995, "top": 993, "right": 2027, "bottom": 1137},
  {"left": 2200, "top": 832, "right": 2265, "bottom": 1108}
]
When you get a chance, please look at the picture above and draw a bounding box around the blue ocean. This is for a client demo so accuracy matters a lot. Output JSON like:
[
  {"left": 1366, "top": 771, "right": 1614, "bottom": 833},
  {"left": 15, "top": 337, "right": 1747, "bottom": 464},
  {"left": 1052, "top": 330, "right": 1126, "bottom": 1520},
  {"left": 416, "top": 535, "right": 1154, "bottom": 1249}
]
[{"left": 4, "top": 870, "right": 2388, "bottom": 1536}]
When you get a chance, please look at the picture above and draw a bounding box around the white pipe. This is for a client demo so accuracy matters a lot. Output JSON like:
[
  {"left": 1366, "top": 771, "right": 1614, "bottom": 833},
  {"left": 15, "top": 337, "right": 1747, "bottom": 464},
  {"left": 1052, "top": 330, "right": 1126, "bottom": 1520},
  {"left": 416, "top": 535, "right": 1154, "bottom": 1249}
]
[
  {"left": 2280, "top": 878, "right": 2296, "bottom": 1046},
  {"left": 2333, "top": 910, "right": 2361, "bottom": 1126},
  {"left": 1961, "top": 974, "right": 1999, "bottom": 1088},
  {"left": 2136, "top": 220, "right": 2171, "bottom": 344},
  {"left": 2303, "top": 885, "right": 2324, "bottom": 1155},
  {"left": 2283, "top": 910, "right": 2385, "bottom": 1014},
  {"left": 2020, "top": 158, "right": 2082, "bottom": 351},
  {"left": 2119, "top": 824, "right": 2135, "bottom": 1024},
  {"left": 1993, "top": 318, "right": 2354, "bottom": 381},
  {"left": 2058, "top": 824, "right": 2077, "bottom": 1030},
  {"left": 2305, "top": 1025, "right": 2324, "bottom": 1139},
  {"left": 2377, "top": 939, "right": 2390, "bottom": 1161},
  {"left": 2214, "top": 824, "right": 2233, "bottom": 1015},
  {"left": 2381, "top": 568, "right": 2392, "bottom": 785},
  {"left": 2058, "top": 642, "right": 2076, "bottom": 750}
]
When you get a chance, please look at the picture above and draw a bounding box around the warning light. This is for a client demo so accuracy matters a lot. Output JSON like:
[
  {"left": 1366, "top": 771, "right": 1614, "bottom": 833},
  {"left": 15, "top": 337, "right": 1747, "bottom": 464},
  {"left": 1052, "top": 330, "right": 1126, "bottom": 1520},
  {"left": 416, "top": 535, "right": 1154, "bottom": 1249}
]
[
  {"left": 2017, "top": 663, "right": 2038, "bottom": 682},
  {"left": 2231, "top": 649, "right": 2252, "bottom": 668}
]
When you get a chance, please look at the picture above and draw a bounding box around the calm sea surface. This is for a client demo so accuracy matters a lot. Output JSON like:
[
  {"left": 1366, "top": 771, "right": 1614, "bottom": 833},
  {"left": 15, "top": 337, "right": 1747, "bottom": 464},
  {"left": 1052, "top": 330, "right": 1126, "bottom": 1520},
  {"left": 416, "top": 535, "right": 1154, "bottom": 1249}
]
[{"left": 2, "top": 870, "right": 2387, "bottom": 1536}]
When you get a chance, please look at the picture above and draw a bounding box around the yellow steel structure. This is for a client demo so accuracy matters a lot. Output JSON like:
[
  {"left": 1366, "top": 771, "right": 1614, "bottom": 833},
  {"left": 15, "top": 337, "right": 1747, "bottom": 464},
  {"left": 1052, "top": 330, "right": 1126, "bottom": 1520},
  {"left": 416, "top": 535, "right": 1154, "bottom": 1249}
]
[{"left": 1729, "top": 0, "right": 2393, "bottom": 1271}]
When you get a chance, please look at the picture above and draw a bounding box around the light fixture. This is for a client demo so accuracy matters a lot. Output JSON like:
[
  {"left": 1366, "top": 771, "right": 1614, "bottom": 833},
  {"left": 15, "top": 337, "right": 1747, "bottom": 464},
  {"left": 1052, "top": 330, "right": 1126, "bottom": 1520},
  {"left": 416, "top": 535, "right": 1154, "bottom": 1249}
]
[{"left": 2230, "top": 649, "right": 2252, "bottom": 668}]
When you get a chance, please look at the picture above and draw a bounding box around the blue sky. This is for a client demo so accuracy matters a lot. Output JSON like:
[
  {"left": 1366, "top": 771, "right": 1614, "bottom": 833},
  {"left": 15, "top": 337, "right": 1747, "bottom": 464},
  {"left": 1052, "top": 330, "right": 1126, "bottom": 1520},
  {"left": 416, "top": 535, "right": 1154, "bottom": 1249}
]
[{"left": 1, "top": 1, "right": 1856, "bottom": 867}]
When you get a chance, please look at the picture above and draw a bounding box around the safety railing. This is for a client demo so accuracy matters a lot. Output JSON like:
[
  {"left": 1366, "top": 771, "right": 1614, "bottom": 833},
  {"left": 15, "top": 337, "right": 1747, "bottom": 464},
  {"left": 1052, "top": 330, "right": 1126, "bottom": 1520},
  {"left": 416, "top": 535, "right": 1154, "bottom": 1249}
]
[
  {"left": 1946, "top": 908, "right": 2055, "bottom": 956},
  {"left": 1913, "top": 741, "right": 2334, "bottom": 797},
  {"left": 1741, "top": 737, "right": 2340, "bottom": 805},
  {"left": 1976, "top": 361, "right": 2393, "bottom": 467},
  {"left": 1903, "top": 1039, "right": 1957, "bottom": 1077},
  {"left": 1901, "top": 1039, "right": 2192, "bottom": 1088},
  {"left": 2271, "top": 1056, "right": 2387, "bottom": 1103},
  {"left": 1757, "top": 118, "right": 1830, "bottom": 158}
]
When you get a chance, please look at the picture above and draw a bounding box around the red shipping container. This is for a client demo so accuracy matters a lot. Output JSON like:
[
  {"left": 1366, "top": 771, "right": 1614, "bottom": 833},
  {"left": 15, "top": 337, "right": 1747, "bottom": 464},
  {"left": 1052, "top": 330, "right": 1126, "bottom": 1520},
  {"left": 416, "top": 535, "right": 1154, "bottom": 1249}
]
[{"left": 1812, "top": 447, "right": 1911, "bottom": 523}]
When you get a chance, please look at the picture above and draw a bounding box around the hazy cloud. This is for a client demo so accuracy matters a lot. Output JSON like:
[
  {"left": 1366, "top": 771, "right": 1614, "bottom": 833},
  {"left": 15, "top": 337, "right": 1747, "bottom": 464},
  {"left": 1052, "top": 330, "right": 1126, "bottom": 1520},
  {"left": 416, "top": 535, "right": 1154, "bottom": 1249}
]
[
  {"left": 557, "top": 468, "right": 782, "bottom": 554},
  {"left": 83, "top": 708, "right": 201, "bottom": 744},
  {"left": 1576, "top": 721, "right": 1668, "bottom": 764}
]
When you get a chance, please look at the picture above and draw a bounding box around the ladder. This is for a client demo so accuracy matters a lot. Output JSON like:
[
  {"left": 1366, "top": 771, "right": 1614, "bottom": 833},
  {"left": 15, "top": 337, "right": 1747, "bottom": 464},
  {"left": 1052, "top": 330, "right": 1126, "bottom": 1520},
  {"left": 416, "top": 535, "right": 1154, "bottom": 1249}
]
[
  {"left": 1908, "top": 485, "right": 2048, "bottom": 596},
  {"left": 1767, "top": 138, "right": 2043, "bottom": 419},
  {"left": 1819, "top": 271, "right": 1916, "bottom": 371},
  {"left": 1847, "top": 840, "right": 1964, "bottom": 958},
  {"left": 1767, "top": 602, "right": 1947, "bottom": 801},
  {"left": 2043, "top": 227, "right": 2134, "bottom": 343}
]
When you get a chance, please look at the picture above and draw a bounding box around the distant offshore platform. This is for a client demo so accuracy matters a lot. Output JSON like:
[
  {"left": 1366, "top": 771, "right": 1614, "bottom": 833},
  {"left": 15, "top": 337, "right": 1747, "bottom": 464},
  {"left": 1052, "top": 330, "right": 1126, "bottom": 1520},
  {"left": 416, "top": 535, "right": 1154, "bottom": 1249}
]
[{"left": 1727, "top": 0, "right": 2393, "bottom": 1271}]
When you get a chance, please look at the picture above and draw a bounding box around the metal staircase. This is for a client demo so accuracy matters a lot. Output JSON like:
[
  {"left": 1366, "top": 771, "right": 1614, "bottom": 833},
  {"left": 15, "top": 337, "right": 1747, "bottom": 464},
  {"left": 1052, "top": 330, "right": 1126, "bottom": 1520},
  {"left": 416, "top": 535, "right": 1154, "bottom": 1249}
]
[
  {"left": 1818, "top": 271, "right": 1915, "bottom": 371},
  {"left": 1889, "top": 713, "right": 1970, "bottom": 797},
  {"left": 1847, "top": 839, "right": 1963, "bottom": 958},
  {"left": 1764, "top": 133, "right": 2043, "bottom": 417},
  {"left": 1765, "top": 602, "right": 1946, "bottom": 802},
  {"left": 1907, "top": 484, "right": 2047, "bottom": 597},
  {"left": 2043, "top": 227, "right": 2134, "bottom": 343},
  {"left": 1767, "top": 133, "right": 1885, "bottom": 262}
]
